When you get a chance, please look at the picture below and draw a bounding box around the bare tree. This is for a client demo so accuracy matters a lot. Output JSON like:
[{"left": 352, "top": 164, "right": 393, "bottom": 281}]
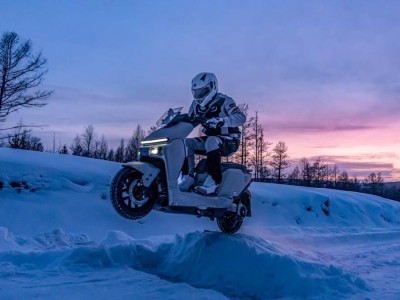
[
  {"left": 337, "top": 170, "right": 350, "bottom": 190},
  {"left": 251, "top": 111, "right": 271, "bottom": 180},
  {"left": 330, "top": 164, "right": 340, "bottom": 188},
  {"left": 363, "top": 172, "right": 384, "bottom": 196},
  {"left": 288, "top": 165, "right": 300, "bottom": 185},
  {"left": 351, "top": 176, "right": 362, "bottom": 192},
  {"left": 232, "top": 103, "right": 254, "bottom": 167},
  {"left": 257, "top": 128, "right": 272, "bottom": 180},
  {"left": 252, "top": 111, "right": 260, "bottom": 179},
  {"left": 299, "top": 158, "right": 312, "bottom": 186},
  {"left": 312, "top": 158, "right": 329, "bottom": 187},
  {"left": 270, "top": 141, "right": 291, "bottom": 183},
  {"left": 80, "top": 125, "right": 96, "bottom": 157},
  {"left": 95, "top": 134, "right": 108, "bottom": 160},
  {"left": 0, "top": 32, "right": 52, "bottom": 123}
]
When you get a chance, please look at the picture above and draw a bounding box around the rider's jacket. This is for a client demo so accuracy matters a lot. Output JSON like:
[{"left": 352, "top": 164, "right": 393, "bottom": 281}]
[{"left": 188, "top": 93, "right": 246, "bottom": 137}]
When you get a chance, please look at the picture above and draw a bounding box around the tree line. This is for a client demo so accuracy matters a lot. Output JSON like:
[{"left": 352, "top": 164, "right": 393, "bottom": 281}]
[
  {"left": 2, "top": 106, "right": 399, "bottom": 202},
  {"left": 286, "top": 158, "right": 400, "bottom": 201}
]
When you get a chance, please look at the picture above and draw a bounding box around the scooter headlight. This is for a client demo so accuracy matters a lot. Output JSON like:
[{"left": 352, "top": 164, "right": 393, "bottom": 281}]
[{"left": 149, "top": 146, "right": 163, "bottom": 155}]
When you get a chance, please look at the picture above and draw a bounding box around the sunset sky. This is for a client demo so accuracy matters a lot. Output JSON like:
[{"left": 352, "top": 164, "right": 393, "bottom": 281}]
[{"left": 1, "top": 0, "right": 399, "bottom": 180}]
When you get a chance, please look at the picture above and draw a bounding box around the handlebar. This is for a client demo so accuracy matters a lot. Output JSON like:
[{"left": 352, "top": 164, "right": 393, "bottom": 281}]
[{"left": 164, "top": 113, "right": 207, "bottom": 128}]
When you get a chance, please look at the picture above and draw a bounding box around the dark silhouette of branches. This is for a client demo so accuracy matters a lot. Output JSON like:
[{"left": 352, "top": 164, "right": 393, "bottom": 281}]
[
  {"left": 0, "top": 32, "right": 53, "bottom": 123},
  {"left": 7, "top": 122, "right": 43, "bottom": 151},
  {"left": 231, "top": 103, "right": 254, "bottom": 167}
]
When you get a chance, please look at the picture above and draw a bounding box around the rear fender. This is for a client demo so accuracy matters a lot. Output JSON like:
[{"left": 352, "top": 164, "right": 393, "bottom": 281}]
[
  {"left": 122, "top": 161, "right": 160, "bottom": 187},
  {"left": 237, "top": 189, "right": 251, "bottom": 217}
]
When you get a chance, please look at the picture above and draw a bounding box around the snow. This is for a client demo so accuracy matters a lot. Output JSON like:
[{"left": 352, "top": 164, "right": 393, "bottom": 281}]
[{"left": 1, "top": 148, "right": 400, "bottom": 299}]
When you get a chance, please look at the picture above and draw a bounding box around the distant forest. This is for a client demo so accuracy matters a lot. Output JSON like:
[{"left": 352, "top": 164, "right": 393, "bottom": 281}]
[{"left": 1, "top": 105, "right": 399, "bottom": 202}]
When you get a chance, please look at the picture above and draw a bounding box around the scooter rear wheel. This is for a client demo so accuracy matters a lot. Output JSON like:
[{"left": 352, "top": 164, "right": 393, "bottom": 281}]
[
  {"left": 110, "top": 167, "right": 157, "bottom": 219},
  {"left": 217, "top": 212, "right": 243, "bottom": 234}
]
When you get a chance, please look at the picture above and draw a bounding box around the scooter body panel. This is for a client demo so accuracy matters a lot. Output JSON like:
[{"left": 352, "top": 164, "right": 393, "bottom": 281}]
[
  {"left": 160, "top": 139, "right": 233, "bottom": 208},
  {"left": 122, "top": 161, "right": 160, "bottom": 187}
]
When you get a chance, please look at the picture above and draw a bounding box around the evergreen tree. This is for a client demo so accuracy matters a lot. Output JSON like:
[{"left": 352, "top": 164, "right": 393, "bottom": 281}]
[
  {"left": 7, "top": 123, "right": 43, "bottom": 151},
  {"left": 107, "top": 148, "right": 115, "bottom": 161},
  {"left": 59, "top": 144, "right": 68, "bottom": 154},
  {"left": 114, "top": 139, "right": 125, "bottom": 162},
  {"left": 70, "top": 134, "right": 83, "bottom": 156},
  {"left": 125, "top": 124, "right": 145, "bottom": 162}
]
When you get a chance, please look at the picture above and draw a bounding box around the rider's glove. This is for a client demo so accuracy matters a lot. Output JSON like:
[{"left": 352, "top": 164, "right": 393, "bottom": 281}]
[{"left": 205, "top": 118, "right": 225, "bottom": 129}]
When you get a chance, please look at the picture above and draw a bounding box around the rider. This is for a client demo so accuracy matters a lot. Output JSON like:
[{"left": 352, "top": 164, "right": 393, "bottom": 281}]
[{"left": 179, "top": 72, "right": 246, "bottom": 194}]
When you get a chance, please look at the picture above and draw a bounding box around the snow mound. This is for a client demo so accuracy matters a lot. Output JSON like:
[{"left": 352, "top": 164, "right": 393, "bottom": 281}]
[
  {"left": 0, "top": 148, "right": 119, "bottom": 194},
  {"left": 0, "top": 229, "right": 367, "bottom": 298},
  {"left": 33, "top": 229, "right": 92, "bottom": 250},
  {"left": 133, "top": 231, "right": 367, "bottom": 298},
  {"left": 251, "top": 183, "right": 400, "bottom": 228},
  {"left": 0, "top": 228, "right": 20, "bottom": 252},
  {"left": 0, "top": 227, "right": 92, "bottom": 252},
  {"left": 63, "top": 231, "right": 366, "bottom": 299},
  {"left": 100, "top": 230, "right": 136, "bottom": 246}
]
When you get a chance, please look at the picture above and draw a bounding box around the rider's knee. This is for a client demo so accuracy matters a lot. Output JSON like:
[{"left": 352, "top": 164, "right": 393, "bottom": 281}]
[
  {"left": 185, "top": 138, "right": 195, "bottom": 150},
  {"left": 205, "top": 136, "right": 220, "bottom": 153}
]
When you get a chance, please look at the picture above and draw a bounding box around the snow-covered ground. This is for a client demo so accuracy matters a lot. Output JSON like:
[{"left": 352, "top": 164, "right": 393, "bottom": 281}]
[{"left": 1, "top": 148, "right": 400, "bottom": 299}]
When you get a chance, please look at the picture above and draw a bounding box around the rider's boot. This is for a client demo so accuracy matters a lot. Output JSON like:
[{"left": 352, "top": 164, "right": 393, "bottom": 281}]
[
  {"left": 195, "top": 175, "right": 219, "bottom": 194},
  {"left": 178, "top": 174, "right": 195, "bottom": 192},
  {"left": 195, "top": 149, "right": 222, "bottom": 195}
]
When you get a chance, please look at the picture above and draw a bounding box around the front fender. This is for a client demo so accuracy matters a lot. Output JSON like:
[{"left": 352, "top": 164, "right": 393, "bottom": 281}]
[{"left": 122, "top": 161, "right": 160, "bottom": 187}]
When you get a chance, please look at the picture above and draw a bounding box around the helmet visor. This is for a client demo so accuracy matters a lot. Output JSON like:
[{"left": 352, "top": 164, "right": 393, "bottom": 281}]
[{"left": 192, "top": 85, "right": 211, "bottom": 100}]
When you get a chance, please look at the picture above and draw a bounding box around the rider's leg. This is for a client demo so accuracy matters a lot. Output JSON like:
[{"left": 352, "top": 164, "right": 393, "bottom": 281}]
[
  {"left": 179, "top": 137, "right": 206, "bottom": 191},
  {"left": 205, "top": 136, "right": 222, "bottom": 184},
  {"left": 196, "top": 136, "right": 239, "bottom": 194},
  {"left": 185, "top": 137, "right": 206, "bottom": 176},
  {"left": 194, "top": 136, "right": 223, "bottom": 194}
]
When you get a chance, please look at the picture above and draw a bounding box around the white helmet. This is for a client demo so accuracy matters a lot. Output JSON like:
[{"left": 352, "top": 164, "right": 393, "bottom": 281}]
[{"left": 191, "top": 72, "right": 218, "bottom": 108}]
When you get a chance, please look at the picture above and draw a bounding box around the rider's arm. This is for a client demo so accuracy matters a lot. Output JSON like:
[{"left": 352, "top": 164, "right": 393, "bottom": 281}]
[
  {"left": 188, "top": 100, "right": 195, "bottom": 118},
  {"left": 221, "top": 97, "right": 246, "bottom": 127},
  {"left": 187, "top": 100, "right": 202, "bottom": 126}
]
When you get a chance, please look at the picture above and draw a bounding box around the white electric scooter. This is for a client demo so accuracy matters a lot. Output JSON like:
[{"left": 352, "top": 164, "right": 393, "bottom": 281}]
[{"left": 110, "top": 108, "right": 252, "bottom": 233}]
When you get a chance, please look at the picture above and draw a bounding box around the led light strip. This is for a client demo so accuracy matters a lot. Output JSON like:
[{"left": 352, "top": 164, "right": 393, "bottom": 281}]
[{"left": 141, "top": 138, "right": 168, "bottom": 145}]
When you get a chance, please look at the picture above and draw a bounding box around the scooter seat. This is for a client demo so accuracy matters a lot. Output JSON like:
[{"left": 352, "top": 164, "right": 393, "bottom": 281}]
[
  {"left": 221, "top": 162, "right": 247, "bottom": 172},
  {"left": 195, "top": 159, "right": 247, "bottom": 174}
]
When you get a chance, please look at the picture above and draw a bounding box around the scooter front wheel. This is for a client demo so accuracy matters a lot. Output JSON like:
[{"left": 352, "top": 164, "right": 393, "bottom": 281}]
[{"left": 110, "top": 167, "right": 157, "bottom": 220}]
